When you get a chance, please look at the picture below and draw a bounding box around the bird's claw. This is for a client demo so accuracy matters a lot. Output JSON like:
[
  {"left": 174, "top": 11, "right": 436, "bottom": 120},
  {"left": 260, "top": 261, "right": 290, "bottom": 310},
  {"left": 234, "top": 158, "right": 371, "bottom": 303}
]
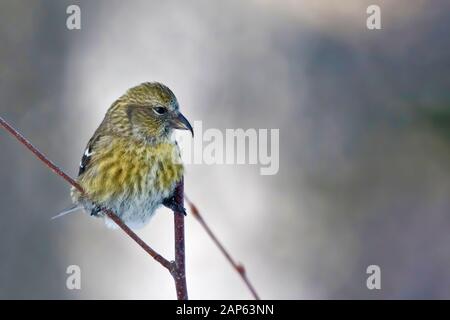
[
  {"left": 90, "top": 205, "right": 102, "bottom": 216},
  {"left": 163, "top": 196, "right": 187, "bottom": 216}
]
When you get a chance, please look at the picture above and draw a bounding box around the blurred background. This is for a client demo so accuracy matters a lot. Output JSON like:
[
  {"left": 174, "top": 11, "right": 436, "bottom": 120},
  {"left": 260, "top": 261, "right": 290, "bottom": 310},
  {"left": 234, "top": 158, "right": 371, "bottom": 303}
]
[{"left": 1, "top": 0, "right": 449, "bottom": 299}]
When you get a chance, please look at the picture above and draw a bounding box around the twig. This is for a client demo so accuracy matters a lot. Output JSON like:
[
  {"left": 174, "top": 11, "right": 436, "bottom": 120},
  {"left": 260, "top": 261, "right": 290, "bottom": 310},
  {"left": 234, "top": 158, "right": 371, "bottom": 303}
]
[
  {"left": 0, "top": 116, "right": 187, "bottom": 299},
  {"left": 173, "top": 180, "right": 188, "bottom": 299},
  {"left": 184, "top": 195, "right": 260, "bottom": 300}
]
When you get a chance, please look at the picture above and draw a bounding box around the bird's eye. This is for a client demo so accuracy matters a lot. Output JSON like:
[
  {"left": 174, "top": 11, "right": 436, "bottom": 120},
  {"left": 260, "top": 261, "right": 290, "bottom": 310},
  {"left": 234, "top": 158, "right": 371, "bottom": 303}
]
[{"left": 153, "top": 107, "right": 167, "bottom": 115}]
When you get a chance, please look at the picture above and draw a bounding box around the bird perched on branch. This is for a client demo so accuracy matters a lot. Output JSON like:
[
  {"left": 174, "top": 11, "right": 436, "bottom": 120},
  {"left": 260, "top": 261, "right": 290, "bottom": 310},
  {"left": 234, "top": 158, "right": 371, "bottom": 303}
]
[{"left": 54, "top": 82, "right": 193, "bottom": 229}]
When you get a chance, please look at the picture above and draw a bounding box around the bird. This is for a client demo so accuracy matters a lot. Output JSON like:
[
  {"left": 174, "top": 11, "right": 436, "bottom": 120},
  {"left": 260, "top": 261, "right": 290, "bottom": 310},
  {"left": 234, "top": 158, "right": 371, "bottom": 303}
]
[{"left": 54, "top": 82, "right": 193, "bottom": 229}]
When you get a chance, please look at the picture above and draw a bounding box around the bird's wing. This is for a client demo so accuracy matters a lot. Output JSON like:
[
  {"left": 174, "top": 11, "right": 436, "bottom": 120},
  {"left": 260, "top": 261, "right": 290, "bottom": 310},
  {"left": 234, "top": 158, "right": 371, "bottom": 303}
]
[
  {"left": 78, "top": 144, "right": 94, "bottom": 176},
  {"left": 78, "top": 130, "right": 103, "bottom": 176}
]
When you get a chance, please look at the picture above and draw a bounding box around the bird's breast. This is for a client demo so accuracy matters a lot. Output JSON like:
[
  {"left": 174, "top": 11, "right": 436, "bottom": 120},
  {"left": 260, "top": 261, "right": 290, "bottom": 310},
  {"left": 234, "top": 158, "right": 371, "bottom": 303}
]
[{"left": 77, "top": 138, "right": 184, "bottom": 207}]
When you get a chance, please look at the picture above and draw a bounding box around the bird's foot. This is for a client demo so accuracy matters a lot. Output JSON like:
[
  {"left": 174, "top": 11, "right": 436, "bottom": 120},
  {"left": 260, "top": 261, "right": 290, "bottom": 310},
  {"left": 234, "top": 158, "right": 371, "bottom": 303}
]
[
  {"left": 90, "top": 205, "right": 102, "bottom": 217},
  {"left": 163, "top": 196, "right": 187, "bottom": 216}
]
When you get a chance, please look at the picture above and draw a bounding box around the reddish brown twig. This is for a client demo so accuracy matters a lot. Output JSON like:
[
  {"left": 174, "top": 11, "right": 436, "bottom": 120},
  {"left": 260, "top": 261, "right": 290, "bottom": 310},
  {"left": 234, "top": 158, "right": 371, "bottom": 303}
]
[
  {"left": 184, "top": 196, "right": 260, "bottom": 300},
  {"left": 173, "top": 180, "right": 188, "bottom": 299},
  {"left": 0, "top": 116, "right": 187, "bottom": 299}
]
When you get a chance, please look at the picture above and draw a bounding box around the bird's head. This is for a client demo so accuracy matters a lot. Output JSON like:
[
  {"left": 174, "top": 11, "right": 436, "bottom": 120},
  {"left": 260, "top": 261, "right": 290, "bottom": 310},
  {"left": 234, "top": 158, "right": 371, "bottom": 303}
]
[{"left": 106, "top": 82, "right": 193, "bottom": 143}]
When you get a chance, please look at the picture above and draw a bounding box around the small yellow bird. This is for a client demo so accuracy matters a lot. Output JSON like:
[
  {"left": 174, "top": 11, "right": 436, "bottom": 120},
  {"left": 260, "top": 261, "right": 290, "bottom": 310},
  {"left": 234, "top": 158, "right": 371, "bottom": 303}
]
[{"left": 55, "top": 82, "right": 193, "bottom": 229}]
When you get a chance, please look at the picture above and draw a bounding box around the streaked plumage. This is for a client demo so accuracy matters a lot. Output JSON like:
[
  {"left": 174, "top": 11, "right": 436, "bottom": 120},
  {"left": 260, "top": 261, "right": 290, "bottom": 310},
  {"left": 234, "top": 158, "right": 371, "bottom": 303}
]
[{"left": 70, "top": 82, "right": 193, "bottom": 229}]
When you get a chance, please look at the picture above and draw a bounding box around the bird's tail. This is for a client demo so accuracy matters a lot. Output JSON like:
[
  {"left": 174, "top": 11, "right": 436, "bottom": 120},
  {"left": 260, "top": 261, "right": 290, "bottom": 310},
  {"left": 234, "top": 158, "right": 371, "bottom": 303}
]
[{"left": 51, "top": 205, "right": 83, "bottom": 220}]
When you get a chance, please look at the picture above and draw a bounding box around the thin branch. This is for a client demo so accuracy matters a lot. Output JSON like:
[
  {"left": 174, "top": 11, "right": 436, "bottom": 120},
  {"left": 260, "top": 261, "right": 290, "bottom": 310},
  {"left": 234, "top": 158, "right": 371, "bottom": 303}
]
[
  {"left": 184, "top": 195, "right": 260, "bottom": 300},
  {"left": 0, "top": 116, "right": 187, "bottom": 299},
  {"left": 173, "top": 180, "right": 188, "bottom": 299}
]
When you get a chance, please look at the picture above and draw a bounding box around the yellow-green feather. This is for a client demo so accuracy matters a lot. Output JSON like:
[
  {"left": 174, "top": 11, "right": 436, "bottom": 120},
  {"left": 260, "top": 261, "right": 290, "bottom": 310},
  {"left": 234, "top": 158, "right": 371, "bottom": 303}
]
[{"left": 74, "top": 136, "right": 183, "bottom": 205}]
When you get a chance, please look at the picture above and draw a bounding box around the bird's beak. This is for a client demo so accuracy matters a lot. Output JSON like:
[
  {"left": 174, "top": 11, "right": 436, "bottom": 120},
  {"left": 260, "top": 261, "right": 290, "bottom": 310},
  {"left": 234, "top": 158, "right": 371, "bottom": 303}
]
[{"left": 170, "top": 112, "right": 194, "bottom": 137}]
